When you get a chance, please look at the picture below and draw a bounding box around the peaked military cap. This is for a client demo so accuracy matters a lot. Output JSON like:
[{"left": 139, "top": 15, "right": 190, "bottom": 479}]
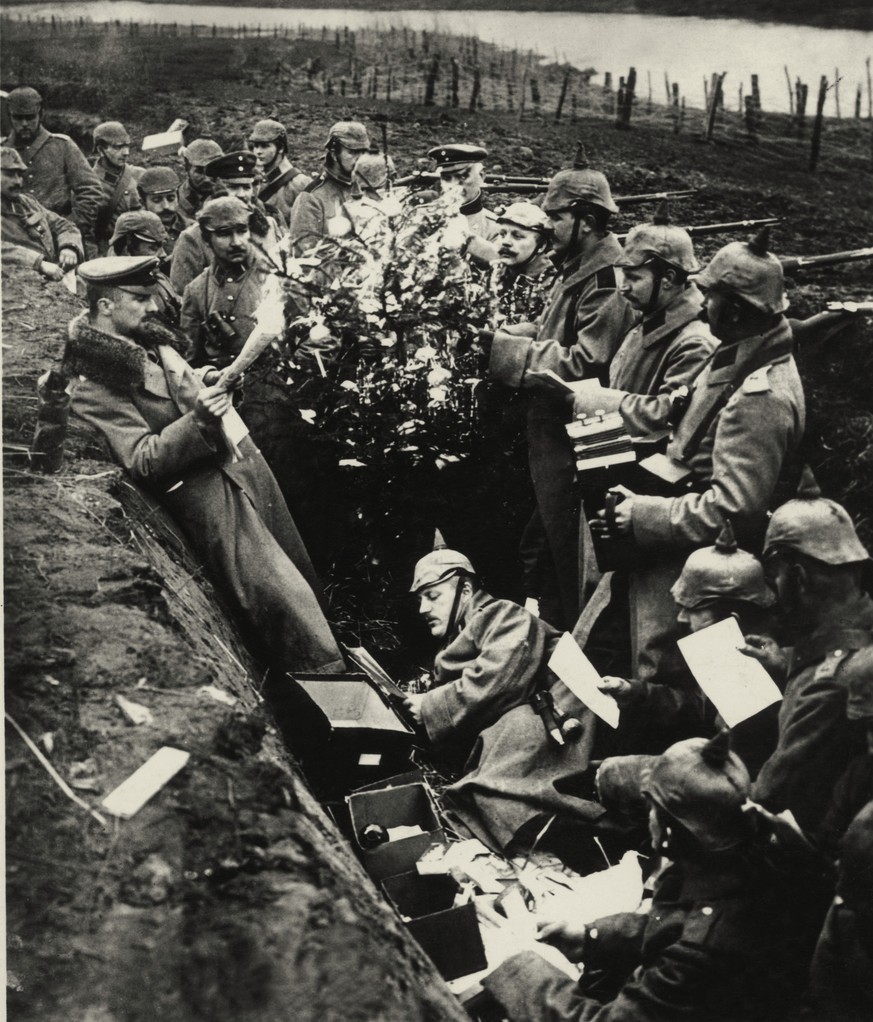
[
  {"left": 1, "top": 146, "right": 28, "bottom": 171},
  {"left": 138, "top": 166, "right": 180, "bottom": 195},
  {"left": 205, "top": 150, "right": 258, "bottom": 181},
  {"left": 428, "top": 144, "right": 488, "bottom": 171},
  {"left": 93, "top": 121, "right": 131, "bottom": 146},
  {"left": 182, "top": 138, "right": 223, "bottom": 167},
  {"left": 197, "top": 196, "right": 251, "bottom": 231},
  {"left": 7, "top": 86, "right": 43, "bottom": 114},
  {"left": 109, "top": 210, "right": 169, "bottom": 249},
  {"left": 78, "top": 256, "right": 160, "bottom": 295}
]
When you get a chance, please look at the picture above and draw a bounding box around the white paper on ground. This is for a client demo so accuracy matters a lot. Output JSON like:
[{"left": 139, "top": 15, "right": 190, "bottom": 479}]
[
  {"left": 101, "top": 747, "right": 190, "bottom": 819},
  {"left": 549, "top": 632, "right": 620, "bottom": 728},
  {"left": 677, "top": 616, "right": 782, "bottom": 728},
  {"left": 386, "top": 824, "right": 425, "bottom": 842}
]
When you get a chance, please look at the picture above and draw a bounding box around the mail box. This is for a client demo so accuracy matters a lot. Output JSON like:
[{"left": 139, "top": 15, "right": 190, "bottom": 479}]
[
  {"left": 348, "top": 782, "right": 447, "bottom": 882},
  {"left": 382, "top": 872, "right": 487, "bottom": 981}
]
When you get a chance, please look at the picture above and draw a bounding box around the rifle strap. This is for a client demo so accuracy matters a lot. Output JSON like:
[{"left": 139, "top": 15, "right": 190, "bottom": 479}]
[
  {"left": 678, "top": 337, "right": 794, "bottom": 464},
  {"left": 259, "top": 165, "right": 301, "bottom": 204}
]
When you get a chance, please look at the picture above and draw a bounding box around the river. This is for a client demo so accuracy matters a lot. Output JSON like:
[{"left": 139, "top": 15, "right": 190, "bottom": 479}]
[{"left": 7, "top": 3, "right": 872, "bottom": 113}]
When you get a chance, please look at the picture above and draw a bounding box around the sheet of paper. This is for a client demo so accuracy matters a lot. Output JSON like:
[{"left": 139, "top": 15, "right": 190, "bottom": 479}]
[
  {"left": 677, "top": 616, "right": 782, "bottom": 728},
  {"left": 549, "top": 632, "right": 620, "bottom": 728},
  {"left": 541, "top": 370, "right": 601, "bottom": 395},
  {"left": 141, "top": 128, "right": 185, "bottom": 151},
  {"left": 101, "top": 747, "right": 190, "bottom": 819},
  {"left": 222, "top": 407, "right": 250, "bottom": 445}
]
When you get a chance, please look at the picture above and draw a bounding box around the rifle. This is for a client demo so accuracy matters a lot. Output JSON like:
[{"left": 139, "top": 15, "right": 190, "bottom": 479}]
[
  {"left": 780, "top": 246, "right": 873, "bottom": 274},
  {"left": 616, "top": 217, "right": 780, "bottom": 242},
  {"left": 826, "top": 300, "right": 873, "bottom": 314}
]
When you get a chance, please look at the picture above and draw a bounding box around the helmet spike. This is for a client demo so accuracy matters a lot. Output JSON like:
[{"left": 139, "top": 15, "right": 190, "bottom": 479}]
[
  {"left": 573, "top": 142, "right": 589, "bottom": 169},
  {"left": 432, "top": 528, "right": 448, "bottom": 550},
  {"left": 652, "top": 199, "right": 671, "bottom": 226},
  {"left": 714, "top": 518, "right": 738, "bottom": 554},
  {"left": 748, "top": 226, "right": 771, "bottom": 257},
  {"left": 700, "top": 729, "right": 732, "bottom": 770},
  {"left": 796, "top": 464, "right": 822, "bottom": 500}
]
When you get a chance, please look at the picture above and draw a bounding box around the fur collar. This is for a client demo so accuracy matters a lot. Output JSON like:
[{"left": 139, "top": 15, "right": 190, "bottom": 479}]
[{"left": 64, "top": 313, "right": 189, "bottom": 392}]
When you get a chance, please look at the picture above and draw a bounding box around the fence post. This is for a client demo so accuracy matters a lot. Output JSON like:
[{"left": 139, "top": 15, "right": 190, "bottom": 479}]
[
  {"left": 451, "top": 57, "right": 460, "bottom": 107},
  {"left": 672, "top": 82, "right": 680, "bottom": 134},
  {"left": 796, "top": 79, "right": 808, "bottom": 136},
  {"left": 555, "top": 71, "right": 570, "bottom": 121},
  {"left": 470, "top": 66, "right": 481, "bottom": 111},
  {"left": 809, "top": 75, "right": 828, "bottom": 171},
  {"left": 664, "top": 72, "right": 671, "bottom": 104},
  {"left": 702, "top": 73, "right": 725, "bottom": 141},
  {"left": 647, "top": 70, "right": 652, "bottom": 115},
  {"left": 834, "top": 68, "right": 841, "bottom": 118},
  {"left": 784, "top": 65, "right": 795, "bottom": 116},
  {"left": 424, "top": 55, "right": 440, "bottom": 106},
  {"left": 518, "top": 68, "right": 529, "bottom": 121},
  {"left": 751, "top": 74, "right": 760, "bottom": 110},
  {"left": 856, "top": 85, "right": 862, "bottom": 119}
]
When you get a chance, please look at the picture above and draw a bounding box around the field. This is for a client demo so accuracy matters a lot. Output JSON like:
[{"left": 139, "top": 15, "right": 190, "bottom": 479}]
[{"left": 3, "top": 22, "right": 873, "bottom": 1020}]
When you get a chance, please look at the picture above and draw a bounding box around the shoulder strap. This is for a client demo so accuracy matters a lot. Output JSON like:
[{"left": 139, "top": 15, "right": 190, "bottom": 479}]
[
  {"left": 258, "top": 165, "right": 300, "bottom": 204},
  {"left": 678, "top": 338, "right": 794, "bottom": 463}
]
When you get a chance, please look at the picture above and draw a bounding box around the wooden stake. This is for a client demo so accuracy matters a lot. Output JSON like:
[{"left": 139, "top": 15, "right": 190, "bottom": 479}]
[
  {"left": 784, "top": 65, "right": 795, "bottom": 115},
  {"left": 809, "top": 75, "right": 828, "bottom": 171},
  {"left": 834, "top": 68, "right": 841, "bottom": 118}
]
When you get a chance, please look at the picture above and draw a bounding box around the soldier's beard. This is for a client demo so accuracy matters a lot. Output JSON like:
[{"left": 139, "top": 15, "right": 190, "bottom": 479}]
[{"left": 129, "top": 314, "right": 189, "bottom": 355}]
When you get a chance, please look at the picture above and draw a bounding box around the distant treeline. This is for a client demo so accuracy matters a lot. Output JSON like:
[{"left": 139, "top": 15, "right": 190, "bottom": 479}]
[{"left": 14, "top": 0, "right": 867, "bottom": 32}]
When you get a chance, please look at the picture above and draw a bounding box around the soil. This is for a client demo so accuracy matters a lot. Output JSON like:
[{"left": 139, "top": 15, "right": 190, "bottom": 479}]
[{"left": 4, "top": 25, "right": 873, "bottom": 1022}]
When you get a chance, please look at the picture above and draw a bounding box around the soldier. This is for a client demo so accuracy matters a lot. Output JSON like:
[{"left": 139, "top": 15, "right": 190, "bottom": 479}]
[
  {"left": 181, "top": 197, "right": 267, "bottom": 368},
  {"left": 479, "top": 164, "right": 635, "bottom": 629},
  {"left": 482, "top": 731, "right": 829, "bottom": 1022},
  {"left": 91, "top": 120, "right": 143, "bottom": 253},
  {"left": 247, "top": 118, "right": 311, "bottom": 227},
  {"left": 748, "top": 469, "right": 872, "bottom": 834},
  {"left": 5, "top": 86, "right": 103, "bottom": 256},
  {"left": 492, "top": 201, "right": 555, "bottom": 322},
  {"left": 287, "top": 120, "right": 371, "bottom": 254},
  {"left": 137, "top": 166, "right": 191, "bottom": 260},
  {"left": 344, "top": 152, "right": 397, "bottom": 240},
  {"left": 64, "top": 255, "right": 344, "bottom": 674},
  {"left": 108, "top": 210, "right": 181, "bottom": 325},
  {"left": 176, "top": 137, "right": 223, "bottom": 220},
  {"left": 590, "top": 228, "right": 805, "bottom": 679},
  {"left": 171, "top": 151, "right": 282, "bottom": 295},
  {"left": 403, "top": 534, "right": 600, "bottom": 851},
  {"left": 1, "top": 145, "right": 83, "bottom": 280},
  {"left": 428, "top": 143, "right": 499, "bottom": 244}
]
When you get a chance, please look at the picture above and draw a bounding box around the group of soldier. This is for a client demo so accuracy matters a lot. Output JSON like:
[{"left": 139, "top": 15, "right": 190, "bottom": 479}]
[{"left": 3, "top": 83, "right": 872, "bottom": 1022}]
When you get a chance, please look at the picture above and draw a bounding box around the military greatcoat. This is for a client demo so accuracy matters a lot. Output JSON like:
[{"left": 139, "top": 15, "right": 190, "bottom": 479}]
[
  {"left": 487, "top": 234, "right": 635, "bottom": 628},
  {"left": 483, "top": 842, "right": 827, "bottom": 1022},
  {"left": 258, "top": 157, "right": 312, "bottom": 227},
  {"left": 1, "top": 192, "right": 83, "bottom": 268},
  {"left": 64, "top": 313, "right": 344, "bottom": 674},
  {"left": 8, "top": 125, "right": 103, "bottom": 238},
  {"left": 287, "top": 171, "right": 352, "bottom": 254},
  {"left": 753, "top": 596, "right": 873, "bottom": 834}
]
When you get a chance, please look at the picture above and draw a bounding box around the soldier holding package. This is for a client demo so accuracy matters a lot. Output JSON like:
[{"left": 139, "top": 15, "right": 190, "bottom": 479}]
[{"left": 1, "top": 145, "right": 82, "bottom": 280}]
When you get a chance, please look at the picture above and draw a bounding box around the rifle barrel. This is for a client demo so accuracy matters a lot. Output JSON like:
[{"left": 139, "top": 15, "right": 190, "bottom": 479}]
[
  {"left": 616, "top": 217, "right": 780, "bottom": 243},
  {"left": 614, "top": 189, "right": 696, "bottom": 206},
  {"left": 781, "top": 246, "right": 873, "bottom": 273}
]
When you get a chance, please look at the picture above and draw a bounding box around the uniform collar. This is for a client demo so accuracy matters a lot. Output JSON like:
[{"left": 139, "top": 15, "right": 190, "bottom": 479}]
[
  {"left": 13, "top": 124, "right": 51, "bottom": 157},
  {"left": 212, "top": 253, "right": 255, "bottom": 286},
  {"left": 790, "top": 593, "right": 873, "bottom": 672},
  {"left": 558, "top": 232, "right": 623, "bottom": 285},
  {"left": 460, "top": 192, "right": 484, "bottom": 216},
  {"left": 639, "top": 283, "right": 706, "bottom": 349},
  {"left": 706, "top": 316, "right": 793, "bottom": 385}
]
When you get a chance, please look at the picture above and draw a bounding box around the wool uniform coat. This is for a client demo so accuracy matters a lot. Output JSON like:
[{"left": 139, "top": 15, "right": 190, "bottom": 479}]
[
  {"left": 421, "top": 589, "right": 602, "bottom": 850},
  {"left": 753, "top": 595, "right": 873, "bottom": 835},
  {"left": 802, "top": 897, "right": 873, "bottom": 1022},
  {"left": 258, "top": 157, "right": 312, "bottom": 227},
  {"left": 608, "top": 284, "right": 717, "bottom": 436},
  {"left": 8, "top": 125, "right": 103, "bottom": 237},
  {"left": 1, "top": 192, "right": 83, "bottom": 268},
  {"left": 483, "top": 842, "right": 828, "bottom": 1022},
  {"left": 91, "top": 157, "right": 144, "bottom": 251},
  {"left": 287, "top": 172, "right": 352, "bottom": 255},
  {"left": 626, "top": 317, "right": 804, "bottom": 681},
  {"left": 65, "top": 314, "right": 344, "bottom": 674},
  {"left": 170, "top": 217, "right": 281, "bottom": 294},
  {"left": 181, "top": 255, "right": 266, "bottom": 367},
  {"left": 487, "top": 235, "right": 635, "bottom": 628}
]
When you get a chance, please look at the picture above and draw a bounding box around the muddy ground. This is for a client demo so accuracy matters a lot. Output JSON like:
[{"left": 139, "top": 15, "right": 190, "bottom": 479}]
[{"left": 4, "top": 28, "right": 873, "bottom": 1022}]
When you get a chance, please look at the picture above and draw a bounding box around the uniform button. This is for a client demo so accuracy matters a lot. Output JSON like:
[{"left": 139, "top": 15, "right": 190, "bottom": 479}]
[
  {"left": 589, "top": 928, "right": 598, "bottom": 939},
  {"left": 701, "top": 906, "right": 713, "bottom": 916},
  {"left": 833, "top": 650, "right": 843, "bottom": 657},
  {"left": 228, "top": 315, "right": 235, "bottom": 321}
]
